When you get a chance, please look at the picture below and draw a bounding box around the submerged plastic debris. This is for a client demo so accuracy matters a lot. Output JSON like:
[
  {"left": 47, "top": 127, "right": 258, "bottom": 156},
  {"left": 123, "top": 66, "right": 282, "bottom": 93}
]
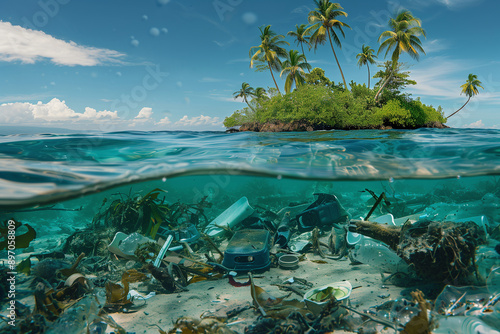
[{"left": 2, "top": 177, "right": 500, "bottom": 333}]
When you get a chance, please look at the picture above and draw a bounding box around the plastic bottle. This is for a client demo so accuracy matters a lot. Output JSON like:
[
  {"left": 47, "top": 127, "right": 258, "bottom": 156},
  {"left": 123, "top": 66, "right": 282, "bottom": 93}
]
[
  {"left": 433, "top": 316, "right": 500, "bottom": 334},
  {"left": 350, "top": 237, "right": 410, "bottom": 274}
]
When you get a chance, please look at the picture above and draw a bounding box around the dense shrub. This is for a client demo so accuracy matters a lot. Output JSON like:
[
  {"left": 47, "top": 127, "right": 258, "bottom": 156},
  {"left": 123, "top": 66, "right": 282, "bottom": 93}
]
[
  {"left": 376, "top": 99, "right": 413, "bottom": 128},
  {"left": 375, "top": 97, "right": 446, "bottom": 128},
  {"left": 223, "top": 81, "right": 445, "bottom": 130}
]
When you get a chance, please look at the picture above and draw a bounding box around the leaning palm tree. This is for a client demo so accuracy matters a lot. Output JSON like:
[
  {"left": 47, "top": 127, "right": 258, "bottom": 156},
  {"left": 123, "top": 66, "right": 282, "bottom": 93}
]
[
  {"left": 356, "top": 44, "right": 377, "bottom": 88},
  {"left": 375, "top": 9, "right": 426, "bottom": 100},
  {"left": 233, "top": 82, "right": 256, "bottom": 111},
  {"left": 446, "top": 74, "right": 484, "bottom": 119},
  {"left": 250, "top": 25, "right": 289, "bottom": 95},
  {"left": 280, "top": 50, "right": 312, "bottom": 93},
  {"left": 307, "top": 0, "right": 351, "bottom": 90},
  {"left": 287, "top": 24, "right": 312, "bottom": 71}
]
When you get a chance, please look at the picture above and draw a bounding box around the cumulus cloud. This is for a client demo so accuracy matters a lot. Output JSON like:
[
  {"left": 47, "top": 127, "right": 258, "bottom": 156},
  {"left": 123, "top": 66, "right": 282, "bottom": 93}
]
[
  {"left": 0, "top": 21, "right": 125, "bottom": 66},
  {"left": 175, "top": 115, "right": 221, "bottom": 127},
  {"left": 0, "top": 98, "right": 224, "bottom": 131},
  {"left": 462, "top": 120, "right": 499, "bottom": 129},
  {"left": 135, "top": 107, "right": 153, "bottom": 119},
  {"left": 0, "top": 98, "right": 117, "bottom": 124},
  {"left": 464, "top": 120, "right": 485, "bottom": 128},
  {"left": 157, "top": 116, "right": 171, "bottom": 125}
]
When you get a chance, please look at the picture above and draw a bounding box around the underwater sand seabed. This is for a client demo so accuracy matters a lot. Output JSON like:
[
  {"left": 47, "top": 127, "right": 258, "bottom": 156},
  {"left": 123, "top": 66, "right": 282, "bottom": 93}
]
[{"left": 0, "top": 129, "right": 500, "bottom": 333}]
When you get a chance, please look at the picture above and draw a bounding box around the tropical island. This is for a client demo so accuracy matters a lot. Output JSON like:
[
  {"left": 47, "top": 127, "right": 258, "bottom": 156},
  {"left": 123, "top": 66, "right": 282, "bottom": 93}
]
[{"left": 224, "top": 0, "right": 483, "bottom": 132}]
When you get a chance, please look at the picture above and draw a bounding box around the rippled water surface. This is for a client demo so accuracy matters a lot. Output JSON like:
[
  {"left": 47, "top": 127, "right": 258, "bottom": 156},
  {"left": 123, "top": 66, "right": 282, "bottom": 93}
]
[{"left": 0, "top": 128, "right": 499, "bottom": 207}]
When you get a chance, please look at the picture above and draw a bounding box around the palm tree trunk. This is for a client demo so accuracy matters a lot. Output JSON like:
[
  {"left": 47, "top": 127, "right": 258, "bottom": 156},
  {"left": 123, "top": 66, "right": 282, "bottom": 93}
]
[
  {"left": 374, "top": 69, "right": 394, "bottom": 101},
  {"left": 300, "top": 43, "right": 310, "bottom": 73},
  {"left": 327, "top": 28, "right": 347, "bottom": 91},
  {"left": 268, "top": 61, "right": 281, "bottom": 95},
  {"left": 244, "top": 96, "right": 256, "bottom": 113},
  {"left": 446, "top": 97, "right": 470, "bottom": 119},
  {"left": 367, "top": 64, "right": 371, "bottom": 89}
]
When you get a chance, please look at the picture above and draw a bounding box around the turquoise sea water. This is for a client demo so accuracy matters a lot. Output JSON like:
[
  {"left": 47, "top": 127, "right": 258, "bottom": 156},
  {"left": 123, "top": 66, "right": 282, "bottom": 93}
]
[
  {"left": 0, "top": 128, "right": 499, "bottom": 208},
  {"left": 1, "top": 128, "right": 500, "bottom": 332}
]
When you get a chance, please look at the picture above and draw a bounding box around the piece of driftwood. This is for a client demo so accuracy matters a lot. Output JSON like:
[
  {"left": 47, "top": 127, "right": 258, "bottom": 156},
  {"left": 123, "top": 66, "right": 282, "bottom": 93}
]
[{"left": 349, "top": 219, "right": 486, "bottom": 283}]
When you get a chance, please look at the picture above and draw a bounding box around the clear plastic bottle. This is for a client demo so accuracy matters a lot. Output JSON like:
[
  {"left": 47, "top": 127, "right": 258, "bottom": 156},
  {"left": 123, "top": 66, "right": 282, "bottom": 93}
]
[{"left": 349, "top": 237, "right": 410, "bottom": 274}]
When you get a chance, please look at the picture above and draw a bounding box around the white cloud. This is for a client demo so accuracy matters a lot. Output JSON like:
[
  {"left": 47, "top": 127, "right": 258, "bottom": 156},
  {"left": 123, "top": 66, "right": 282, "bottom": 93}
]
[
  {"left": 291, "top": 5, "right": 311, "bottom": 14},
  {"left": 461, "top": 120, "right": 499, "bottom": 129},
  {"left": 135, "top": 107, "right": 153, "bottom": 119},
  {"left": 0, "top": 98, "right": 225, "bottom": 131},
  {"left": 131, "top": 38, "right": 139, "bottom": 47},
  {"left": 157, "top": 116, "right": 171, "bottom": 125},
  {"left": 435, "top": 0, "right": 483, "bottom": 9},
  {"left": 0, "top": 21, "right": 125, "bottom": 66},
  {"left": 407, "top": 57, "right": 500, "bottom": 106},
  {"left": 0, "top": 98, "right": 118, "bottom": 124},
  {"left": 209, "top": 95, "right": 244, "bottom": 103},
  {"left": 464, "top": 120, "right": 485, "bottom": 128},
  {"left": 150, "top": 27, "right": 160, "bottom": 37},
  {"left": 242, "top": 12, "right": 257, "bottom": 25},
  {"left": 422, "top": 39, "right": 449, "bottom": 54},
  {"left": 406, "top": 58, "right": 464, "bottom": 99},
  {"left": 175, "top": 115, "right": 221, "bottom": 127},
  {"left": 80, "top": 107, "right": 118, "bottom": 120}
]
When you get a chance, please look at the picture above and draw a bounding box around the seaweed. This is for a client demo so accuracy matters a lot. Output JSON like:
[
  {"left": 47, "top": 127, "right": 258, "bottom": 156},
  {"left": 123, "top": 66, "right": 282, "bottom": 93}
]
[
  {"left": 92, "top": 188, "right": 169, "bottom": 238},
  {"left": 16, "top": 257, "right": 31, "bottom": 275},
  {"left": 401, "top": 290, "right": 431, "bottom": 334},
  {"left": 134, "top": 241, "right": 161, "bottom": 263},
  {"left": 0, "top": 219, "right": 36, "bottom": 250},
  {"left": 91, "top": 189, "right": 211, "bottom": 239}
]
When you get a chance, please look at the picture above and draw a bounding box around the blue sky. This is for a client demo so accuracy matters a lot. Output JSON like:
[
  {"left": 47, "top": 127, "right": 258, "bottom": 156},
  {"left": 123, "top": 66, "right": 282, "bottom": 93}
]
[{"left": 0, "top": 0, "right": 498, "bottom": 131}]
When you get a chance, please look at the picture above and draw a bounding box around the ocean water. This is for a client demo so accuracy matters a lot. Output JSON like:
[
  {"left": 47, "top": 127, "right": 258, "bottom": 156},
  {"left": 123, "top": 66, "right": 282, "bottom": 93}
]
[{"left": 1, "top": 128, "right": 500, "bottom": 331}]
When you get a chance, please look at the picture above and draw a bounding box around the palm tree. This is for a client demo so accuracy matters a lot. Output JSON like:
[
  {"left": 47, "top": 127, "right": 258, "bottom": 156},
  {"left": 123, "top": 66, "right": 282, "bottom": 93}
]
[
  {"left": 356, "top": 44, "right": 377, "bottom": 89},
  {"left": 280, "top": 50, "right": 312, "bottom": 93},
  {"left": 287, "top": 24, "right": 312, "bottom": 72},
  {"left": 254, "top": 87, "right": 268, "bottom": 101},
  {"left": 378, "top": 9, "right": 426, "bottom": 66},
  {"left": 250, "top": 25, "right": 289, "bottom": 95},
  {"left": 446, "top": 74, "right": 484, "bottom": 118},
  {"left": 375, "top": 9, "right": 426, "bottom": 100},
  {"left": 307, "top": 0, "right": 351, "bottom": 90},
  {"left": 233, "top": 82, "right": 256, "bottom": 111}
]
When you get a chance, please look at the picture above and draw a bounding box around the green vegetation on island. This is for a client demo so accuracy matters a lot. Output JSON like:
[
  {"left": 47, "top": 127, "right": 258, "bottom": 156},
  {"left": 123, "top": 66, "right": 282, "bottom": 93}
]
[{"left": 225, "top": 0, "right": 481, "bottom": 131}]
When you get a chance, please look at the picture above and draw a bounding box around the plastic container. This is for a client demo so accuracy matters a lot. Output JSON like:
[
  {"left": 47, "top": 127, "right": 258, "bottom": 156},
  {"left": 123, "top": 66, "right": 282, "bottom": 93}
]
[
  {"left": 204, "top": 197, "right": 254, "bottom": 237},
  {"left": 303, "top": 281, "right": 352, "bottom": 315},
  {"left": 278, "top": 254, "right": 299, "bottom": 270},
  {"left": 222, "top": 229, "right": 271, "bottom": 273},
  {"left": 433, "top": 316, "right": 500, "bottom": 334},
  {"left": 296, "top": 201, "right": 342, "bottom": 232},
  {"left": 108, "top": 232, "right": 153, "bottom": 260},
  {"left": 349, "top": 237, "right": 410, "bottom": 274}
]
